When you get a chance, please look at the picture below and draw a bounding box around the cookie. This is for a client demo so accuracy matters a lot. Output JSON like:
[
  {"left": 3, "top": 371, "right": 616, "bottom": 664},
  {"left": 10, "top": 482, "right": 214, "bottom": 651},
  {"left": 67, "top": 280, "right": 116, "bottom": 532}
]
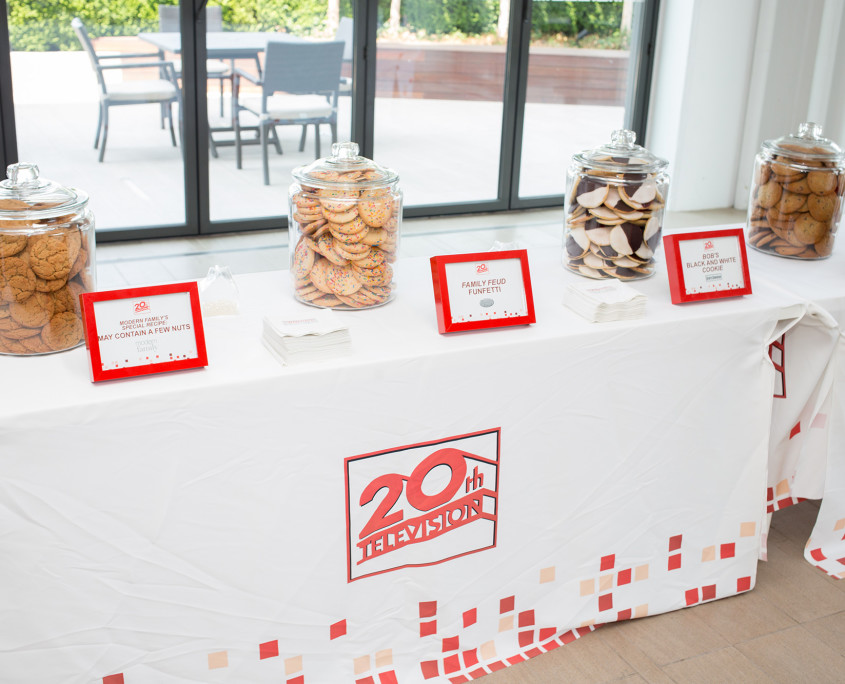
[
  {"left": 326, "top": 263, "right": 362, "bottom": 296},
  {"left": 292, "top": 238, "right": 316, "bottom": 280},
  {"left": 0, "top": 256, "right": 36, "bottom": 303},
  {"left": 808, "top": 193, "right": 836, "bottom": 222},
  {"left": 794, "top": 213, "right": 828, "bottom": 245},
  {"left": 808, "top": 170, "right": 837, "bottom": 195},
  {"left": 41, "top": 311, "right": 84, "bottom": 351},
  {"left": 358, "top": 189, "right": 394, "bottom": 227},
  {"left": 28, "top": 233, "right": 72, "bottom": 281},
  {"left": 9, "top": 291, "right": 54, "bottom": 328},
  {"left": 0, "top": 234, "right": 26, "bottom": 258}
]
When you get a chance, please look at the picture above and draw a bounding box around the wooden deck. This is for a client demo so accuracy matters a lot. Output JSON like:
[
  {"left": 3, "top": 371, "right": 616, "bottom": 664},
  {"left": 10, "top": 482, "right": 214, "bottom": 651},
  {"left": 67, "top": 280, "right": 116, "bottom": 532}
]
[{"left": 375, "top": 43, "right": 628, "bottom": 105}]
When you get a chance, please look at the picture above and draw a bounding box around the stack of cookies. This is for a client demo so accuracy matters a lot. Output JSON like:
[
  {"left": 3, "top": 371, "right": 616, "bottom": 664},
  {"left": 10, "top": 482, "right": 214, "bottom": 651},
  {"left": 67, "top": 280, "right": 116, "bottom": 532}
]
[
  {"left": 564, "top": 170, "right": 666, "bottom": 279},
  {"left": 290, "top": 167, "right": 400, "bottom": 309},
  {"left": 0, "top": 206, "right": 94, "bottom": 355},
  {"left": 747, "top": 151, "right": 844, "bottom": 259}
]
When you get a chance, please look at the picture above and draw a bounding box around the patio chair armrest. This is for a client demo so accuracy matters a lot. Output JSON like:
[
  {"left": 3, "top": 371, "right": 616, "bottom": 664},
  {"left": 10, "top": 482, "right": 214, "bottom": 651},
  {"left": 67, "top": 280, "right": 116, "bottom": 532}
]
[
  {"left": 98, "top": 51, "right": 164, "bottom": 60},
  {"left": 233, "top": 67, "right": 261, "bottom": 85},
  {"left": 97, "top": 60, "right": 180, "bottom": 85},
  {"left": 97, "top": 60, "right": 176, "bottom": 71}
]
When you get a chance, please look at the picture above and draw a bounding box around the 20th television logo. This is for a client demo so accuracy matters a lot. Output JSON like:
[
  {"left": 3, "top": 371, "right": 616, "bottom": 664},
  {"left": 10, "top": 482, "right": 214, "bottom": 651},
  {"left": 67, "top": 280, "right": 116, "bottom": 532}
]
[{"left": 345, "top": 429, "right": 500, "bottom": 581}]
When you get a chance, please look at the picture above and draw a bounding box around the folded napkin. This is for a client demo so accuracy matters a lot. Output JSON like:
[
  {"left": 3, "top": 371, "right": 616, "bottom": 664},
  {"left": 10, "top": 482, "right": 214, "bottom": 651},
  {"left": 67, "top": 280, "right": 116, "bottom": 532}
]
[
  {"left": 262, "top": 309, "right": 351, "bottom": 364},
  {"left": 564, "top": 279, "right": 647, "bottom": 322}
]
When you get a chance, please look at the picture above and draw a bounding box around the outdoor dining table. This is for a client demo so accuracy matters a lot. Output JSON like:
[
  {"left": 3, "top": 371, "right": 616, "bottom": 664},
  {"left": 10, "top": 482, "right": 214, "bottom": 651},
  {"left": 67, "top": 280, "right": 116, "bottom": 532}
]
[
  {"left": 137, "top": 31, "right": 305, "bottom": 151},
  {"left": 138, "top": 31, "right": 302, "bottom": 62}
]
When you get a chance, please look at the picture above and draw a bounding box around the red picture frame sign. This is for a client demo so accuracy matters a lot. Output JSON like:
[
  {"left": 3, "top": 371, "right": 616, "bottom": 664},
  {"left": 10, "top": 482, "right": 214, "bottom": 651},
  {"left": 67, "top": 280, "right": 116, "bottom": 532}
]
[
  {"left": 79, "top": 282, "right": 208, "bottom": 382},
  {"left": 662, "top": 227, "right": 752, "bottom": 304},
  {"left": 430, "top": 249, "right": 536, "bottom": 333}
]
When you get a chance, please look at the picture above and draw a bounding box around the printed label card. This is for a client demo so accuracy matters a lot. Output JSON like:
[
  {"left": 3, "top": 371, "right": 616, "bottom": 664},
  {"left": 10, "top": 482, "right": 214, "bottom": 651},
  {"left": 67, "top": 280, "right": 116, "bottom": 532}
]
[
  {"left": 430, "top": 250, "right": 536, "bottom": 333},
  {"left": 79, "top": 282, "right": 208, "bottom": 381},
  {"left": 663, "top": 228, "right": 752, "bottom": 304}
]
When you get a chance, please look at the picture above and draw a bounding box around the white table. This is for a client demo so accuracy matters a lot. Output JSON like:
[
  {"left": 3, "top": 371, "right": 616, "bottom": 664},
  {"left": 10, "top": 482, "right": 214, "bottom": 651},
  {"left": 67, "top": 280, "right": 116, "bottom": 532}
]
[{"left": 0, "top": 247, "right": 812, "bottom": 683}]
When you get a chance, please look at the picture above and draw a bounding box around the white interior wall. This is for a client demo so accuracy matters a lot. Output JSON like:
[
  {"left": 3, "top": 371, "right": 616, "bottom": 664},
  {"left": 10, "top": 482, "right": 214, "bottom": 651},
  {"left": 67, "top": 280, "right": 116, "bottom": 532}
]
[{"left": 646, "top": 0, "right": 845, "bottom": 213}]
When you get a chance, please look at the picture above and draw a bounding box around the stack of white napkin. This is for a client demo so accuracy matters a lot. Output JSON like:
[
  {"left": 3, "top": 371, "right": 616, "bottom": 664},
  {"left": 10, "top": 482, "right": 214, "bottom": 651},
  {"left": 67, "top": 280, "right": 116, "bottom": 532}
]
[
  {"left": 262, "top": 310, "right": 351, "bottom": 364},
  {"left": 564, "top": 279, "right": 647, "bottom": 322}
]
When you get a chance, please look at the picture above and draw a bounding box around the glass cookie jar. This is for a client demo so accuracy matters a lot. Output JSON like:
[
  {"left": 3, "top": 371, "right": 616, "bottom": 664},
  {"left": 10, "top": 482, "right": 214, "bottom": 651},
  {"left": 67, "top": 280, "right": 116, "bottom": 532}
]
[
  {"left": 746, "top": 122, "right": 844, "bottom": 259},
  {"left": 0, "top": 163, "right": 95, "bottom": 355},
  {"left": 289, "top": 142, "right": 401, "bottom": 309},
  {"left": 563, "top": 129, "right": 669, "bottom": 280}
]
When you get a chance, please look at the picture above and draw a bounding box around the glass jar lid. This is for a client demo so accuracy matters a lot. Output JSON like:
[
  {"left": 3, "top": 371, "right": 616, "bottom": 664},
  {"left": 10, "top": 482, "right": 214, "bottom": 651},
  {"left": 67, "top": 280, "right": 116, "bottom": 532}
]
[
  {"left": 762, "top": 122, "right": 843, "bottom": 163},
  {"left": 0, "top": 162, "right": 89, "bottom": 220},
  {"left": 292, "top": 142, "right": 399, "bottom": 190},
  {"left": 573, "top": 129, "right": 669, "bottom": 174}
]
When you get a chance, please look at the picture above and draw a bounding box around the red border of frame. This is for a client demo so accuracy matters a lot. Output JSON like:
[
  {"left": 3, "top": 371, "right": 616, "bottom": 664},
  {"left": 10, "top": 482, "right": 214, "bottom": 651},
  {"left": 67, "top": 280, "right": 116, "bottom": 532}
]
[
  {"left": 79, "top": 282, "right": 208, "bottom": 382},
  {"left": 662, "top": 228, "right": 752, "bottom": 304},
  {"left": 429, "top": 250, "right": 536, "bottom": 333}
]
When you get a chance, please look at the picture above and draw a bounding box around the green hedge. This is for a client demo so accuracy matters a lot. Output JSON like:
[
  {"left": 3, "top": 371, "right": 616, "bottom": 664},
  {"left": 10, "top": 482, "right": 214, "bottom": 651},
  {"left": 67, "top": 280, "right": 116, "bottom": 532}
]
[{"left": 9, "top": 0, "right": 620, "bottom": 51}]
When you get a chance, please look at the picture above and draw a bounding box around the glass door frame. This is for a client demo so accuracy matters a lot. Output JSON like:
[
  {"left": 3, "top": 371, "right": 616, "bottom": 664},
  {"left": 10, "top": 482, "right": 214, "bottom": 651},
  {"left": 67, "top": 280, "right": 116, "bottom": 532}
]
[{"left": 0, "top": 0, "right": 659, "bottom": 240}]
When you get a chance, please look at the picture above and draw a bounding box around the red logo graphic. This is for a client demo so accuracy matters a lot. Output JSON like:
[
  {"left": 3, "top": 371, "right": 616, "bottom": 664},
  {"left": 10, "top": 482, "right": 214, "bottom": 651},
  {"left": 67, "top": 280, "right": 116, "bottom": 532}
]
[
  {"left": 345, "top": 429, "right": 500, "bottom": 581},
  {"left": 476, "top": 263, "right": 488, "bottom": 274},
  {"left": 704, "top": 240, "right": 714, "bottom": 250},
  {"left": 134, "top": 301, "right": 150, "bottom": 313}
]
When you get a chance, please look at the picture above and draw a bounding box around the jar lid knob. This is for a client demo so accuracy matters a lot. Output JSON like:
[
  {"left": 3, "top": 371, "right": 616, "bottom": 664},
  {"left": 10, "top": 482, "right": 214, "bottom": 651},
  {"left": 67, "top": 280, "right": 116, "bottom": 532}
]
[
  {"left": 7, "top": 162, "right": 40, "bottom": 187},
  {"left": 797, "top": 122, "right": 823, "bottom": 140},
  {"left": 332, "top": 141, "right": 360, "bottom": 160},
  {"left": 610, "top": 129, "right": 637, "bottom": 149}
]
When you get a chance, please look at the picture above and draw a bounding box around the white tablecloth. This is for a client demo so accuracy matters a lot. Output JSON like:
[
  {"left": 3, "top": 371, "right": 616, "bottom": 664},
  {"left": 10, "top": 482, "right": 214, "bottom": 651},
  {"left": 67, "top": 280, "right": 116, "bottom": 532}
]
[{"left": 0, "top": 247, "right": 812, "bottom": 683}]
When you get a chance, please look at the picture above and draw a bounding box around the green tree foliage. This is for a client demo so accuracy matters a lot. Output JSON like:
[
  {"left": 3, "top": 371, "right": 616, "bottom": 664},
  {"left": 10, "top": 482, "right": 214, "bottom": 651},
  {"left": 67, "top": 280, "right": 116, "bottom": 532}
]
[
  {"left": 9, "top": 0, "right": 618, "bottom": 51},
  {"left": 531, "top": 0, "right": 623, "bottom": 40}
]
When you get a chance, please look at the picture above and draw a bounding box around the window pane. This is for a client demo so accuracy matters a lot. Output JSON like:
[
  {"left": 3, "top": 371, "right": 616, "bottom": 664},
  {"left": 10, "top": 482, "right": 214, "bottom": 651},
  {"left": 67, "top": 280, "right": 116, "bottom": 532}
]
[
  {"left": 372, "top": 0, "right": 508, "bottom": 207},
  {"left": 518, "top": 0, "right": 631, "bottom": 199},
  {"left": 8, "top": 2, "right": 186, "bottom": 231},
  {"left": 207, "top": 3, "right": 354, "bottom": 222}
]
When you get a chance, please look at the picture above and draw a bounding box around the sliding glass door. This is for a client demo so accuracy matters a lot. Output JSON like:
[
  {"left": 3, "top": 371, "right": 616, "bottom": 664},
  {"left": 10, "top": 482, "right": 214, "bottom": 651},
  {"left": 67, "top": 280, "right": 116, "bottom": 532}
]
[
  {"left": 5, "top": 0, "right": 187, "bottom": 234},
  {"left": 0, "top": 0, "right": 658, "bottom": 238}
]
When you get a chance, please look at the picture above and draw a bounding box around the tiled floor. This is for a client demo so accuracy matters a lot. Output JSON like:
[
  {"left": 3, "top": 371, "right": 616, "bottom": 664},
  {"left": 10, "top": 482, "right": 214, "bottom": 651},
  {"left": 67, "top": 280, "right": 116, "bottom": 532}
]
[{"left": 93, "top": 206, "right": 845, "bottom": 683}]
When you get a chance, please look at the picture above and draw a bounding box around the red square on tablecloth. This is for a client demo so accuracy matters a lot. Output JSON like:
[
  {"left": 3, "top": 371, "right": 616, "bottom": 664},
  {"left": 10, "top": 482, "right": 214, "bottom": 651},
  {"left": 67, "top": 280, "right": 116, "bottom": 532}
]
[
  {"left": 518, "top": 630, "right": 534, "bottom": 647},
  {"left": 443, "top": 654, "right": 461, "bottom": 674},
  {"left": 420, "top": 660, "right": 440, "bottom": 679},
  {"left": 379, "top": 672, "right": 399, "bottom": 684},
  {"left": 500, "top": 596, "right": 515, "bottom": 613},
  {"left": 442, "top": 636, "right": 459, "bottom": 652},
  {"left": 721, "top": 543, "right": 736, "bottom": 559},
  {"left": 330, "top": 619, "right": 347, "bottom": 640},
  {"left": 617, "top": 568, "right": 632, "bottom": 586},
  {"left": 560, "top": 630, "right": 576, "bottom": 644},
  {"left": 702, "top": 584, "right": 717, "bottom": 600},
  {"left": 463, "top": 608, "right": 477, "bottom": 628},
  {"left": 420, "top": 620, "right": 437, "bottom": 637},
  {"left": 462, "top": 648, "right": 479, "bottom": 667},
  {"left": 685, "top": 588, "right": 699, "bottom": 606},
  {"left": 103, "top": 676, "right": 124, "bottom": 684},
  {"left": 617, "top": 608, "right": 632, "bottom": 621},
  {"left": 669, "top": 535, "right": 683, "bottom": 552},
  {"left": 668, "top": 554, "right": 682, "bottom": 571},
  {"left": 419, "top": 601, "right": 437, "bottom": 618},
  {"left": 259, "top": 640, "right": 279, "bottom": 659},
  {"left": 810, "top": 548, "right": 827, "bottom": 562},
  {"left": 598, "top": 593, "right": 613, "bottom": 611},
  {"left": 518, "top": 610, "right": 535, "bottom": 627},
  {"left": 287, "top": 676, "right": 305, "bottom": 684},
  {"left": 737, "top": 576, "right": 752, "bottom": 592},
  {"left": 600, "top": 554, "right": 615, "bottom": 571}
]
